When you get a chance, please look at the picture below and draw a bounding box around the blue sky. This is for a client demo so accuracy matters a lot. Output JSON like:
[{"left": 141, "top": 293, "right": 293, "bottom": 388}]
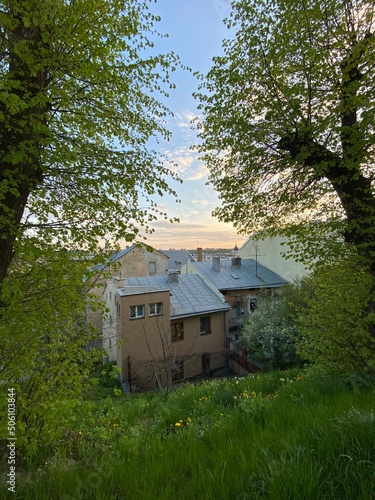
[{"left": 140, "top": 0, "right": 248, "bottom": 251}]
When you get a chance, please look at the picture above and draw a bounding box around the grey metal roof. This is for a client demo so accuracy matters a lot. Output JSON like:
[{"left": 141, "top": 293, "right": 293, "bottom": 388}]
[
  {"left": 117, "top": 274, "right": 231, "bottom": 319},
  {"left": 95, "top": 245, "right": 136, "bottom": 272},
  {"left": 162, "top": 250, "right": 195, "bottom": 271},
  {"left": 187, "top": 258, "right": 288, "bottom": 291}
]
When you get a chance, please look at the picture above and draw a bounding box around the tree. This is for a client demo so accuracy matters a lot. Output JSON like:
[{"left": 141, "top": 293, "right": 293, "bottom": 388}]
[
  {"left": 0, "top": 242, "right": 104, "bottom": 459},
  {"left": 240, "top": 297, "right": 302, "bottom": 371},
  {"left": 195, "top": 0, "right": 375, "bottom": 274},
  {"left": 291, "top": 258, "right": 375, "bottom": 375},
  {"left": 0, "top": 0, "right": 180, "bottom": 461},
  {"left": 0, "top": 0, "right": 180, "bottom": 292}
]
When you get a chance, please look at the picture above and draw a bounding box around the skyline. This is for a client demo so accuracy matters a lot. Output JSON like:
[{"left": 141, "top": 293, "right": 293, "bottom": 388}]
[{"left": 135, "top": 0, "right": 249, "bottom": 250}]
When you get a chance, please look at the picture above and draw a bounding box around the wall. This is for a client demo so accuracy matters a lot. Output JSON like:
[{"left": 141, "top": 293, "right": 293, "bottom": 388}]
[
  {"left": 239, "top": 235, "right": 309, "bottom": 282},
  {"left": 115, "top": 244, "right": 168, "bottom": 278},
  {"left": 117, "top": 291, "right": 228, "bottom": 390}
]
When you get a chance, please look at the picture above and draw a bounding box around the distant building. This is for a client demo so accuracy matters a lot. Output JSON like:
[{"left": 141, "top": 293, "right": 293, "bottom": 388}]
[
  {"left": 162, "top": 249, "right": 195, "bottom": 273},
  {"left": 239, "top": 235, "right": 309, "bottom": 282}
]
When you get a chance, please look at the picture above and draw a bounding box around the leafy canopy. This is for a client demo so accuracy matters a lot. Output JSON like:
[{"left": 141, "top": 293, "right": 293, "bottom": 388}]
[
  {"left": 195, "top": 0, "right": 375, "bottom": 265},
  {"left": 0, "top": 0, "right": 181, "bottom": 264}
]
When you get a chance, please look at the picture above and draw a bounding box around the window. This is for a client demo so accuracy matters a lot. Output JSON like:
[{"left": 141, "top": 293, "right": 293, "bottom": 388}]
[
  {"left": 172, "top": 360, "right": 184, "bottom": 383},
  {"left": 129, "top": 304, "right": 145, "bottom": 319},
  {"left": 200, "top": 316, "right": 211, "bottom": 335},
  {"left": 249, "top": 298, "right": 257, "bottom": 312},
  {"left": 149, "top": 302, "right": 163, "bottom": 316},
  {"left": 148, "top": 261, "right": 156, "bottom": 275},
  {"left": 171, "top": 322, "right": 184, "bottom": 342}
]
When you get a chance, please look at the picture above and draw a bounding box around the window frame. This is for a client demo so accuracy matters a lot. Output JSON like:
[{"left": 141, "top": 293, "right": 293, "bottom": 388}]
[
  {"left": 129, "top": 304, "right": 145, "bottom": 319},
  {"left": 149, "top": 302, "right": 163, "bottom": 317},
  {"left": 171, "top": 321, "right": 184, "bottom": 342},
  {"left": 200, "top": 316, "right": 211, "bottom": 335},
  {"left": 148, "top": 261, "right": 157, "bottom": 275}
]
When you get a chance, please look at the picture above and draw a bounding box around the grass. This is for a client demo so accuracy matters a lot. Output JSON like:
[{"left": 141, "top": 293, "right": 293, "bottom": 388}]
[{"left": 2, "top": 367, "right": 375, "bottom": 499}]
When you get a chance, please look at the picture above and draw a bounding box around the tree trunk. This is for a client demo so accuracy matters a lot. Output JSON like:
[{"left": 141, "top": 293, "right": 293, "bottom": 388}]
[{"left": 0, "top": 10, "right": 50, "bottom": 288}]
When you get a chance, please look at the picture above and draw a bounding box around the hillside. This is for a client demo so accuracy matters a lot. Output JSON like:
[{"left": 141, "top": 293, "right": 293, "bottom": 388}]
[{"left": 2, "top": 367, "right": 375, "bottom": 499}]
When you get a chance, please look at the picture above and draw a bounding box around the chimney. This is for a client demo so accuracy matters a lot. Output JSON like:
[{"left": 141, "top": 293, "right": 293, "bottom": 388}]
[
  {"left": 115, "top": 277, "right": 125, "bottom": 288},
  {"left": 168, "top": 271, "right": 179, "bottom": 283},
  {"left": 231, "top": 257, "right": 241, "bottom": 267},
  {"left": 197, "top": 247, "right": 203, "bottom": 262},
  {"left": 212, "top": 256, "right": 221, "bottom": 272}
]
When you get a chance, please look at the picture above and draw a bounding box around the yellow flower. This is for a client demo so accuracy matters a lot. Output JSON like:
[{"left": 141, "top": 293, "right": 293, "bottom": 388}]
[{"left": 175, "top": 422, "right": 181, "bottom": 427}]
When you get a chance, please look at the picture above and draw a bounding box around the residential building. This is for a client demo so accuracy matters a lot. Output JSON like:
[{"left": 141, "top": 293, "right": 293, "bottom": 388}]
[
  {"left": 182, "top": 255, "right": 288, "bottom": 331},
  {"left": 162, "top": 249, "right": 195, "bottom": 273},
  {"left": 239, "top": 235, "right": 309, "bottom": 282},
  {"left": 105, "top": 273, "right": 231, "bottom": 391},
  {"left": 181, "top": 255, "right": 288, "bottom": 374},
  {"left": 89, "top": 243, "right": 168, "bottom": 344}
]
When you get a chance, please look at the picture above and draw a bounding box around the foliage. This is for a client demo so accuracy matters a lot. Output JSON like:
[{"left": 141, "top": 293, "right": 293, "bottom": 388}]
[
  {"left": 0, "top": 240, "right": 106, "bottom": 461},
  {"left": 2, "top": 369, "right": 375, "bottom": 499},
  {"left": 0, "top": 0, "right": 181, "bottom": 287},
  {"left": 293, "top": 258, "right": 375, "bottom": 375},
  {"left": 240, "top": 298, "right": 302, "bottom": 370},
  {"left": 0, "top": 0, "right": 181, "bottom": 461},
  {"left": 195, "top": 0, "right": 375, "bottom": 270}
]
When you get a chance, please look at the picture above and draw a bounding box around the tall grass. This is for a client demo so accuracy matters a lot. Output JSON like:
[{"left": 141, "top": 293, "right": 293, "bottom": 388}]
[{"left": 2, "top": 369, "right": 375, "bottom": 499}]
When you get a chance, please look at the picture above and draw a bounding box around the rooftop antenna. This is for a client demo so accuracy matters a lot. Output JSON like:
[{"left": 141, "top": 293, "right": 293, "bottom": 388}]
[{"left": 249, "top": 242, "right": 265, "bottom": 278}]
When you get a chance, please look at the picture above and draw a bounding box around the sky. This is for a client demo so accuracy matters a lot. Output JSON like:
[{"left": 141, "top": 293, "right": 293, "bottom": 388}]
[{"left": 136, "top": 0, "right": 248, "bottom": 251}]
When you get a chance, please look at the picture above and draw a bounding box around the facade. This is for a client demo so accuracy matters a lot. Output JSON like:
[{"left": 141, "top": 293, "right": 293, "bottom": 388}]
[
  {"left": 98, "top": 243, "right": 168, "bottom": 278},
  {"left": 89, "top": 243, "right": 168, "bottom": 343},
  {"left": 104, "top": 273, "right": 231, "bottom": 391},
  {"left": 239, "top": 235, "right": 309, "bottom": 282}
]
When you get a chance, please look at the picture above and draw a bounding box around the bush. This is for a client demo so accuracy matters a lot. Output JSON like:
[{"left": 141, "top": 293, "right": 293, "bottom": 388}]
[{"left": 240, "top": 299, "right": 301, "bottom": 370}]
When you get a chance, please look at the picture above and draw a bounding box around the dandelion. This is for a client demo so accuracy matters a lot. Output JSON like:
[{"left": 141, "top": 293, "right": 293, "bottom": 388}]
[
  {"left": 175, "top": 422, "right": 181, "bottom": 427},
  {"left": 78, "top": 431, "right": 82, "bottom": 435}
]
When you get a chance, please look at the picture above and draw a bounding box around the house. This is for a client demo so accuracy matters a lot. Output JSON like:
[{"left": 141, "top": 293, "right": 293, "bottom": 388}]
[
  {"left": 181, "top": 255, "right": 288, "bottom": 375},
  {"left": 162, "top": 249, "right": 195, "bottom": 273},
  {"left": 239, "top": 235, "right": 309, "bottom": 282},
  {"left": 88, "top": 243, "right": 169, "bottom": 342},
  {"left": 97, "top": 243, "right": 168, "bottom": 278},
  {"left": 181, "top": 255, "right": 288, "bottom": 332},
  {"left": 105, "top": 273, "right": 231, "bottom": 391}
]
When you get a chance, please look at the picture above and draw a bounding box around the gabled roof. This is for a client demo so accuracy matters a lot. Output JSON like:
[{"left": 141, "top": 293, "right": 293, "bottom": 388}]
[
  {"left": 186, "top": 258, "right": 288, "bottom": 291},
  {"left": 162, "top": 249, "right": 195, "bottom": 271},
  {"left": 95, "top": 243, "right": 167, "bottom": 272},
  {"left": 117, "top": 274, "right": 231, "bottom": 319}
]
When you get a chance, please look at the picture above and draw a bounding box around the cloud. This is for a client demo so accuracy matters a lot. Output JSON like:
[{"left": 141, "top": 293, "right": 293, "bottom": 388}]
[
  {"left": 144, "top": 219, "right": 248, "bottom": 250},
  {"left": 185, "top": 164, "right": 208, "bottom": 181}
]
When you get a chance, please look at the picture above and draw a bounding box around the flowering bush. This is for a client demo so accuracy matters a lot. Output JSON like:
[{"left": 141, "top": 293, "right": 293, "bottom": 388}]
[{"left": 240, "top": 299, "right": 301, "bottom": 370}]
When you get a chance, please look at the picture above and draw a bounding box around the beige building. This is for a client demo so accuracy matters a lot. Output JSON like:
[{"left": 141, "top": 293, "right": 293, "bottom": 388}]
[
  {"left": 239, "top": 235, "right": 309, "bottom": 282},
  {"left": 89, "top": 243, "right": 168, "bottom": 342},
  {"left": 105, "top": 273, "right": 231, "bottom": 391}
]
